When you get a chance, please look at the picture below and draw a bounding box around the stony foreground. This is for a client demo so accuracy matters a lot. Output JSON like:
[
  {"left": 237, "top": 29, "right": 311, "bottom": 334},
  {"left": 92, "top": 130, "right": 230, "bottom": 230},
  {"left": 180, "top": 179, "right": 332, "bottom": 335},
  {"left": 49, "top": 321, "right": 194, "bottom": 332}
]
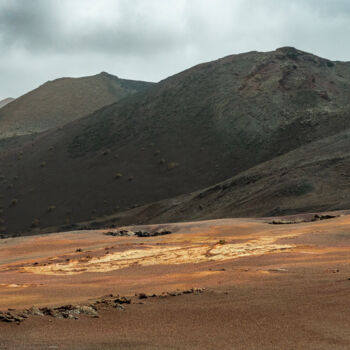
[{"left": 0, "top": 213, "right": 350, "bottom": 349}]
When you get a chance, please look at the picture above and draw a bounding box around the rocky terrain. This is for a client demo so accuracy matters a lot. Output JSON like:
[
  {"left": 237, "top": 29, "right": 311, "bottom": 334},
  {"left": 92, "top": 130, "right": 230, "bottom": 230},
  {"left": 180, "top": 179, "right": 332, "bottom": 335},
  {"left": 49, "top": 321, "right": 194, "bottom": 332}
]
[
  {"left": 2, "top": 47, "right": 350, "bottom": 235},
  {"left": 0, "top": 72, "right": 153, "bottom": 139},
  {"left": 0, "top": 213, "right": 350, "bottom": 349}
]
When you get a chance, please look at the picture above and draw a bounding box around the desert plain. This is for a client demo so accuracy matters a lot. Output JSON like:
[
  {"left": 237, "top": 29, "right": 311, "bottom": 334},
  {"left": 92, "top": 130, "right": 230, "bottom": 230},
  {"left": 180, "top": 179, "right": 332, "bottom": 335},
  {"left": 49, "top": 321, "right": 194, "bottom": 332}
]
[{"left": 0, "top": 212, "right": 349, "bottom": 349}]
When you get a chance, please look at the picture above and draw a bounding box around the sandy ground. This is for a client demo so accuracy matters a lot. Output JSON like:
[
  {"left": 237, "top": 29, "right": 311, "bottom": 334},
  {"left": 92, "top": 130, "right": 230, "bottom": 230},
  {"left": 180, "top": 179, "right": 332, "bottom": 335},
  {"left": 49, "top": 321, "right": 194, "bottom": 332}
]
[{"left": 0, "top": 215, "right": 350, "bottom": 349}]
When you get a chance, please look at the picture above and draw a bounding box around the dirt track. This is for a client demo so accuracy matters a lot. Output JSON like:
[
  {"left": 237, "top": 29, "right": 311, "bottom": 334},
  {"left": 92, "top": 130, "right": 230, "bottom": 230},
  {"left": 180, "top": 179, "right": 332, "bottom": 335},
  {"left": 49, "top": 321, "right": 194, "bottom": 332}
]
[{"left": 1, "top": 215, "right": 350, "bottom": 349}]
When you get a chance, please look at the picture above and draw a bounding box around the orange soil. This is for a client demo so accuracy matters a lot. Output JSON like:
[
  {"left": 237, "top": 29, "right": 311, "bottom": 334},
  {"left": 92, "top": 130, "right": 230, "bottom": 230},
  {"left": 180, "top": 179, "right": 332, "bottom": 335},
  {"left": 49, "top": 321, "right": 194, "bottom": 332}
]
[{"left": 0, "top": 215, "right": 350, "bottom": 349}]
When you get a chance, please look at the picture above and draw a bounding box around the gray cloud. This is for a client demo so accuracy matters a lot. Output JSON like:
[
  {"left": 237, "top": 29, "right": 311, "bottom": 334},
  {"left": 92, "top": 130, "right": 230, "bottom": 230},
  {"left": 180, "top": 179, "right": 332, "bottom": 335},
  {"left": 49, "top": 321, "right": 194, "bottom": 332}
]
[{"left": 0, "top": 0, "right": 350, "bottom": 99}]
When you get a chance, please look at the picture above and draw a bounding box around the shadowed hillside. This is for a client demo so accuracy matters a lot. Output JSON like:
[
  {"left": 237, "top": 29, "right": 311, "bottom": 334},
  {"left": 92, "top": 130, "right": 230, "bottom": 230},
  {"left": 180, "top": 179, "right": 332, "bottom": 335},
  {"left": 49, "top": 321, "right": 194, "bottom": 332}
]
[
  {"left": 98, "top": 126, "right": 350, "bottom": 227},
  {"left": 0, "top": 72, "right": 154, "bottom": 139},
  {"left": 1, "top": 47, "right": 350, "bottom": 235}
]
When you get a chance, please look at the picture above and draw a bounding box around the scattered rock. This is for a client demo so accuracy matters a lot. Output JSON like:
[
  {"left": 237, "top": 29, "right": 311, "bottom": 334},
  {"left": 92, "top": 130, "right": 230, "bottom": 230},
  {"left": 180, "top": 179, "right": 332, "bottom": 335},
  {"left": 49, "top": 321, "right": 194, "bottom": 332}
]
[
  {"left": 114, "top": 304, "right": 125, "bottom": 311},
  {"left": 27, "top": 306, "right": 44, "bottom": 316},
  {"left": 313, "top": 214, "right": 338, "bottom": 221},
  {"left": 0, "top": 311, "right": 24, "bottom": 323},
  {"left": 105, "top": 229, "right": 172, "bottom": 238},
  {"left": 74, "top": 305, "right": 98, "bottom": 317},
  {"left": 1, "top": 287, "right": 206, "bottom": 324},
  {"left": 267, "top": 268, "right": 288, "bottom": 273},
  {"left": 115, "top": 296, "right": 131, "bottom": 304}
]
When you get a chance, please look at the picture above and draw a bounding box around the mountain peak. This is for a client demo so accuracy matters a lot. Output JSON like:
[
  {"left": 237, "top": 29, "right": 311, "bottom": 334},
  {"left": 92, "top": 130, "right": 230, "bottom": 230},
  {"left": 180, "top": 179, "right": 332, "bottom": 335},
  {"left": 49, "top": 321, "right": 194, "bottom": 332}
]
[
  {"left": 98, "top": 71, "right": 118, "bottom": 79},
  {"left": 274, "top": 46, "right": 308, "bottom": 59}
]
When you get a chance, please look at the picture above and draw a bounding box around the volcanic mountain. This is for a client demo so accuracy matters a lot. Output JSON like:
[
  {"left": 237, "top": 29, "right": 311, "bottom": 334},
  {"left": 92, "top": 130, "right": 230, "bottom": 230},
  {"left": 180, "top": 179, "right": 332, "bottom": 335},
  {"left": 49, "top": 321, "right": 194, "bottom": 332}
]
[
  {"left": 1, "top": 46, "right": 350, "bottom": 235},
  {"left": 0, "top": 98, "right": 14, "bottom": 109},
  {"left": 0, "top": 72, "right": 154, "bottom": 139}
]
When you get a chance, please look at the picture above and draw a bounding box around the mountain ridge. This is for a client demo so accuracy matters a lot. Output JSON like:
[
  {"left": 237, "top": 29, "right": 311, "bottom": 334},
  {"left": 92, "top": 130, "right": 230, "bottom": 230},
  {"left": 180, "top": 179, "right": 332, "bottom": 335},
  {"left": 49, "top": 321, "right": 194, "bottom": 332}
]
[
  {"left": 1, "top": 47, "right": 350, "bottom": 235},
  {"left": 0, "top": 72, "right": 154, "bottom": 139}
]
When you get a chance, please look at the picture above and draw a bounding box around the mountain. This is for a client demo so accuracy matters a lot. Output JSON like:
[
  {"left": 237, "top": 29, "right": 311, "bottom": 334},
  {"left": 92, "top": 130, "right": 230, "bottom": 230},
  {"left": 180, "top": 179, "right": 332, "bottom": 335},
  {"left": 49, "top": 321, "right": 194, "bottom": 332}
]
[
  {"left": 0, "top": 98, "right": 14, "bottom": 108},
  {"left": 0, "top": 72, "right": 154, "bottom": 139},
  {"left": 1, "top": 47, "right": 350, "bottom": 235}
]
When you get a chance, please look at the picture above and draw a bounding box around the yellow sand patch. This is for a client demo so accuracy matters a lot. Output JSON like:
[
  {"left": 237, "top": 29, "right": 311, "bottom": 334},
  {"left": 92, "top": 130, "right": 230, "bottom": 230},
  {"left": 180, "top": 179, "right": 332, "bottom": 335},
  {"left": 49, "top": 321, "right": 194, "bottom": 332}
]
[
  {"left": 22, "top": 236, "right": 295, "bottom": 275},
  {"left": 0, "top": 283, "right": 32, "bottom": 288}
]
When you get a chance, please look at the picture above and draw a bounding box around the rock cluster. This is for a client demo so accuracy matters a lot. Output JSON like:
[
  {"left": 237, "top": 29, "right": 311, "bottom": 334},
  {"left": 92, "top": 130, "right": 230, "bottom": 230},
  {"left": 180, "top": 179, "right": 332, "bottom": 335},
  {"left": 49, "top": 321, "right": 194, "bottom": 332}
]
[
  {"left": 0, "top": 311, "right": 28, "bottom": 324},
  {"left": 0, "top": 288, "right": 205, "bottom": 324},
  {"left": 0, "top": 304, "right": 101, "bottom": 324},
  {"left": 135, "top": 288, "right": 205, "bottom": 299},
  {"left": 105, "top": 229, "right": 172, "bottom": 237}
]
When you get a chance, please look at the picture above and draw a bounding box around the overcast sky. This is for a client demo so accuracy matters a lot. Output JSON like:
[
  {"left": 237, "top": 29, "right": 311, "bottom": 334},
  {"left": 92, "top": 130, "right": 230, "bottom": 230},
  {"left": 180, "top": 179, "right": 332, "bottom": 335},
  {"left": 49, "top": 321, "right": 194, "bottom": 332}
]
[{"left": 0, "top": 0, "right": 350, "bottom": 99}]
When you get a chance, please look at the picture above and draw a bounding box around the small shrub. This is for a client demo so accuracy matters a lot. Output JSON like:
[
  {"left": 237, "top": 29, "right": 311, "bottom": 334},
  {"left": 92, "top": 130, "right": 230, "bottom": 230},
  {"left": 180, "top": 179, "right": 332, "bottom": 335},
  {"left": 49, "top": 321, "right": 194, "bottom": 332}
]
[
  {"left": 31, "top": 218, "right": 40, "bottom": 228},
  {"left": 128, "top": 176, "right": 134, "bottom": 181},
  {"left": 154, "top": 150, "right": 161, "bottom": 156},
  {"left": 115, "top": 173, "right": 123, "bottom": 179},
  {"left": 47, "top": 205, "right": 56, "bottom": 212},
  {"left": 159, "top": 159, "right": 165, "bottom": 165},
  {"left": 40, "top": 161, "right": 47, "bottom": 168},
  {"left": 10, "top": 199, "right": 18, "bottom": 206},
  {"left": 167, "top": 162, "right": 179, "bottom": 170}
]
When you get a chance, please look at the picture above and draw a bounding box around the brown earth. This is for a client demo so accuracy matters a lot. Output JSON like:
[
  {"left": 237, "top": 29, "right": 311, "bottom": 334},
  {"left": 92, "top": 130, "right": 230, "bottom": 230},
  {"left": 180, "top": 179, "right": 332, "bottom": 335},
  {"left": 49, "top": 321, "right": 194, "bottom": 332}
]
[
  {"left": 2, "top": 47, "right": 350, "bottom": 235},
  {"left": 0, "top": 213, "right": 350, "bottom": 349}
]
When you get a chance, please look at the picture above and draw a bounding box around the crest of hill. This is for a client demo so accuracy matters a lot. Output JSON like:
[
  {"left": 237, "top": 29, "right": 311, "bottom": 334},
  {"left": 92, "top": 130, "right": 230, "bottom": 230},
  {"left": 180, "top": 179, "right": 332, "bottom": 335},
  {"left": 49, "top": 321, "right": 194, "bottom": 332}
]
[
  {"left": 0, "top": 98, "right": 14, "bottom": 109},
  {"left": 0, "top": 72, "right": 154, "bottom": 139},
  {"left": 1, "top": 47, "right": 350, "bottom": 235}
]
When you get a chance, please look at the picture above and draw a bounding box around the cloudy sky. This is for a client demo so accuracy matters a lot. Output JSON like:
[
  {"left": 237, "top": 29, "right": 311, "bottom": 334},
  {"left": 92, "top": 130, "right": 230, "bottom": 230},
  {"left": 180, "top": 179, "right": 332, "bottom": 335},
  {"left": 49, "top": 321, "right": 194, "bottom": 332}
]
[{"left": 0, "top": 0, "right": 350, "bottom": 99}]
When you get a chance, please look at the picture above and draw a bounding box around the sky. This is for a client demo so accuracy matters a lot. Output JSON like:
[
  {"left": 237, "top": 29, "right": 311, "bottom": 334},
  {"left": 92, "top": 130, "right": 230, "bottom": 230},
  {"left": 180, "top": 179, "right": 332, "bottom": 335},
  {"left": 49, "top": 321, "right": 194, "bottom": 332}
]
[{"left": 0, "top": 0, "right": 350, "bottom": 99}]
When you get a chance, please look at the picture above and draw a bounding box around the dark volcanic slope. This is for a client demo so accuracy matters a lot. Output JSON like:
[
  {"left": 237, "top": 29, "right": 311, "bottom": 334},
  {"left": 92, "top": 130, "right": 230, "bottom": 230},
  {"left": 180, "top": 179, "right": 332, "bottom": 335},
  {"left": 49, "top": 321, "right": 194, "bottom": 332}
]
[
  {"left": 0, "top": 98, "right": 14, "bottom": 109},
  {"left": 105, "top": 127, "right": 350, "bottom": 227},
  {"left": 1, "top": 47, "right": 350, "bottom": 235},
  {"left": 0, "top": 72, "right": 153, "bottom": 139}
]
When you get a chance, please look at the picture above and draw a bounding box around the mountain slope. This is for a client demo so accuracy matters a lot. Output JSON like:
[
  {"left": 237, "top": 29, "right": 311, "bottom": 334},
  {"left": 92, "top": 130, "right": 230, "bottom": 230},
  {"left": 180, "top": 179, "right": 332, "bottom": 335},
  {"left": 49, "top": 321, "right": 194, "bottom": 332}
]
[
  {"left": 1, "top": 47, "right": 350, "bottom": 235},
  {"left": 0, "top": 72, "right": 154, "bottom": 139},
  {"left": 0, "top": 98, "right": 14, "bottom": 108},
  {"left": 101, "top": 126, "right": 350, "bottom": 227}
]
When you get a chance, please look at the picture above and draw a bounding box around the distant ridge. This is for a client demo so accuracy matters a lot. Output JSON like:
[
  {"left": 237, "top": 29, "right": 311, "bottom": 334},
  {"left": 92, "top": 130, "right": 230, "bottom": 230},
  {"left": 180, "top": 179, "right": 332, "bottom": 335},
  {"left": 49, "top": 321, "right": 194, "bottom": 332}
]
[
  {"left": 0, "top": 98, "right": 14, "bottom": 109},
  {"left": 0, "top": 73, "right": 154, "bottom": 139}
]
